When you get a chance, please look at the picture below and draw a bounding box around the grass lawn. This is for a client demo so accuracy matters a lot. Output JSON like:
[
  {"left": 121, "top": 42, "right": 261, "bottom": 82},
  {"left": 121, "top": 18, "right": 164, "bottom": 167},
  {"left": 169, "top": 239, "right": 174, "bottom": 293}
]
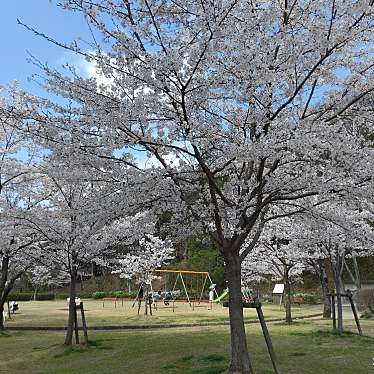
[
  {"left": 4, "top": 299, "right": 322, "bottom": 327},
  {"left": 0, "top": 319, "right": 373, "bottom": 373}
]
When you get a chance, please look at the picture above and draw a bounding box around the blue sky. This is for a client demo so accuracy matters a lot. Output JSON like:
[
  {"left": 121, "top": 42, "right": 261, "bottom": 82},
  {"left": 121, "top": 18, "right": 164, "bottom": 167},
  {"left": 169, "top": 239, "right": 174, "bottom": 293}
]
[{"left": 0, "top": 1, "right": 91, "bottom": 95}]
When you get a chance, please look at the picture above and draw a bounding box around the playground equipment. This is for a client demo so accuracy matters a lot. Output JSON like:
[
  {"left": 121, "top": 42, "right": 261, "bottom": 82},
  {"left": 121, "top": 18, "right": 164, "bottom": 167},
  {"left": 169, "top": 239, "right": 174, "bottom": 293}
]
[
  {"left": 151, "top": 269, "right": 219, "bottom": 308},
  {"left": 214, "top": 288, "right": 229, "bottom": 303},
  {"left": 214, "top": 285, "right": 253, "bottom": 304},
  {"left": 132, "top": 269, "right": 219, "bottom": 314}
]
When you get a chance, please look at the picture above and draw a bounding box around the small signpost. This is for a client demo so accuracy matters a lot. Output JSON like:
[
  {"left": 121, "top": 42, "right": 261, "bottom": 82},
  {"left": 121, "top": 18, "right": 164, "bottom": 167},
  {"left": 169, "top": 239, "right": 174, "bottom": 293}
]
[{"left": 272, "top": 284, "right": 285, "bottom": 308}]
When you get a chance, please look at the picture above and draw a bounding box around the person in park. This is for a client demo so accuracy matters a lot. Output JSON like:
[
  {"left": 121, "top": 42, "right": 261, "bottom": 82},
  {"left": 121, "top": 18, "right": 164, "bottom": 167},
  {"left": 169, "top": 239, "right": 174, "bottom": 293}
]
[
  {"left": 164, "top": 292, "right": 173, "bottom": 306},
  {"left": 208, "top": 288, "right": 215, "bottom": 310}
]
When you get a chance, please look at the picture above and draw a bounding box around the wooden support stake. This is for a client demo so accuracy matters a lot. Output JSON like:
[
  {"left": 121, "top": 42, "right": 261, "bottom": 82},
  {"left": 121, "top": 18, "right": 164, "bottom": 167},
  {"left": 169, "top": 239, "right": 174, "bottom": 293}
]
[
  {"left": 331, "top": 294, "right": 336, "bottom": 330},
  {"left": 347, "top": 291, "right": 362, "bottom": 336},
  {"left": 79, "top": 302, "right": 89, "bottom": 345},
  {"left": 137, "top": 299, "right": 142, "bottom": 315},
  {"left": 7, "top": 301, "right": 11, "bottom": 319},
  {"left": 256, "top": 303, "right": 281, "bottom": 374},
  {"left": 74, "top": 303, "right": 79, "bottom": 344}
]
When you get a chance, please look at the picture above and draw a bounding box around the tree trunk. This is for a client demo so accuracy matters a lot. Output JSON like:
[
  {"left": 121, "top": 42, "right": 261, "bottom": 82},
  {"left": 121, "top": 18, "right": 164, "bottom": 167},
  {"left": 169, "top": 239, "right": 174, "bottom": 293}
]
[
  {"left": 0, "top": 256, "right": 9, "bottom": 331},
  {"left": 226, "top": 255, "right": 253, "bottom": 374},
  {"left": 352, "top": 256, "right": 362, "bottom": 311},
  {"left": 64, "top": 269, "right": 77, "bottom": 346},
  {"left": 332, "top": 269, "right": 344, "bottom": 333},
  {"left": 317, "top": 259, "right": 331, "bottom": 318},
  {"left": 0, "top": 302, "right": 4, "bottom": 331},
  {"left": 283, "top": 267, "right": 292, "bottom": 323}
]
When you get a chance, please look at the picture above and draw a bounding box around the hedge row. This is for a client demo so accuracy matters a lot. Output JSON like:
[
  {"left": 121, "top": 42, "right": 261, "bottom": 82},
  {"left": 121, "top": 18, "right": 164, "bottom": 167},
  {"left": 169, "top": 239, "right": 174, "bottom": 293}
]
[
  {"left": 6, "top": 292, "right": 55, "bottom": 301},
  {"left": 294, "top": 293, "right": 317, "bottom": 304},
  {"left": 6, "top": 291, "right": 136, "bottom": 301}
]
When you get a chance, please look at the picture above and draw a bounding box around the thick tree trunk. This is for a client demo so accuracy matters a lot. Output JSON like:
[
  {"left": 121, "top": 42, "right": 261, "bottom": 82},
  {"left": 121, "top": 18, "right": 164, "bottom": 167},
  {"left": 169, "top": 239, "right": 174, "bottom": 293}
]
[
  {"left": 0, "top": 256, "right": 9, "bottom": 331},
  {"left": 64, "top": 269, "right": 77, "bottom": 346},
  {"left": 283, "top": 268, "right": 292, "bottom": 323},
  {"left": 226, "top": 255, "right": 253, "bottom": 374},
  {"left": 0, "top": 302, "right": 4, "bottom": 331},
  {"left": 317, "top": 259, "right": 331, "bottom": 318},
  {"left": 0, "top": 286, "right": 13, "bottom": 331}
]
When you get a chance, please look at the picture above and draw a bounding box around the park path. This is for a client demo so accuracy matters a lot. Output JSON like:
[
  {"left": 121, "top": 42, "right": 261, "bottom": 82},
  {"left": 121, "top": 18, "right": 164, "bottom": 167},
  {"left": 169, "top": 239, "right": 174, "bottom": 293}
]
[{"left": 5, "top": 312, "right": 323, "bottom": 332}]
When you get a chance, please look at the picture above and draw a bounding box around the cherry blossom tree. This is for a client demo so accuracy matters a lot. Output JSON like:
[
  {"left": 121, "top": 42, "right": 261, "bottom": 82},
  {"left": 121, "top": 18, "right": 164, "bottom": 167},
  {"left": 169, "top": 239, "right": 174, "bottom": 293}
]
[
  {"left": 242, "top": 217, "right": 308, "bottom": 323},
  {"left": 293, "top": 203, "right": 374, "bottom": 333},
  {"left": 112, "top": 234, "right": 174, "bottom": 282},
  {"left": 28, "top": 265, "right": 69, "bottom": 300},
  {"left": 307, "top": 258, "right": 332, "bottom": 319},
  {"left": 19, "top": 156, "right": 160, "bottom": 345},
  {"left": 19, "top": 1, "right": 374, "bottom": 371},
  {"left": 0, "top": 89, "right": 41, "bottom": 330},
  {"left": 112, "top": 233, "right": 174, "bottom": 314}
]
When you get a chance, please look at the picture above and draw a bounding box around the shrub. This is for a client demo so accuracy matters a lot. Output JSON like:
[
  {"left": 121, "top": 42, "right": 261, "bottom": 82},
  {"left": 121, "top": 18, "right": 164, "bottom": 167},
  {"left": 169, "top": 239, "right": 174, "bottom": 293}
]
[
  {"left": 55, "top": 293, "right": 70, "bottom": 300},
  {"left": 36, "top": 293, "right": 55, "bottom": 301},
  {"left": 6, "top": 292, "right": 33, "bottom": 301},
  {"left": 92, "top": 291, "right": 106, "bottom": 299},
  {"left": 294, "top": 293, "right": 316, "bottom": 304},
  {"left": 109, "top": 291, "right": 126, "bottom": 298},
  {"left": 6, "top": 292, "right": 55, "bottom": 301},
  {"left": 76, "top": 292, "right": 93, "bottom": 299}
]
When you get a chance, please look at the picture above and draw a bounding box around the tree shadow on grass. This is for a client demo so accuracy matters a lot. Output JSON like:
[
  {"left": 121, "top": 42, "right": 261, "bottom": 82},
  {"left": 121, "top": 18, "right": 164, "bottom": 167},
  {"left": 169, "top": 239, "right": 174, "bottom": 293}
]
[
  {"left": 162, "top": 353, "right": 227, "bottom": 374},
  {"left": 53, "top": 339, "right": 114, "bottom": 358}
]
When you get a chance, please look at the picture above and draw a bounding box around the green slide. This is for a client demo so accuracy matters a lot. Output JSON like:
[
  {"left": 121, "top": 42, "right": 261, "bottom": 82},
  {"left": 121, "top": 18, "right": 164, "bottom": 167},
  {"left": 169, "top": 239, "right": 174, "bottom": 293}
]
[{"left": 214, "top": 288, "right": 229, "bottom": 303}]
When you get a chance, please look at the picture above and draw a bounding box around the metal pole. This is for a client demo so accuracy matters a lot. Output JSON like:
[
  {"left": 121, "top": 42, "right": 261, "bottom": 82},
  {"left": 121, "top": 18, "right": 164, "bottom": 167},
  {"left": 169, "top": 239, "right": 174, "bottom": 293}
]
[
  {"left": 180, "top": 272, "right": 191, "bottom": 306},
  {"left": 198, "top": 275, "right": 208, "bottom": 304},
  {"left": 171, "top": 272, "right": 180, "bottom": 293}
]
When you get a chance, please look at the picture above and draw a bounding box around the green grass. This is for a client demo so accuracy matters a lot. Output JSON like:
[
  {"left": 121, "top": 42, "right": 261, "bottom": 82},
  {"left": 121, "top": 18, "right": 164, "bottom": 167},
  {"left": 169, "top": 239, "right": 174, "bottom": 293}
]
[
  {"left": 0, "top": 319, "right": 373, "bottom": 373},
  {"left": 3, "top": 299, "right": 321, "bottom": 327}
]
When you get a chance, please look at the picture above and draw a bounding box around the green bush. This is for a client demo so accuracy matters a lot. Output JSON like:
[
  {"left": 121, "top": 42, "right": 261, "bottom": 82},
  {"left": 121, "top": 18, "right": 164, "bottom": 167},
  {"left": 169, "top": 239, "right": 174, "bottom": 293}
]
[
  {"left": 294, "top": 293, "right": 316, "bottom": 304},
  {"left": 92, "top": 291, "right": 106, "bottom": 299},
  {"left": 76, "top": 292, "right": 93, "bottom": 299},
  {"left": 109, "top": 291, "right": 125, "bottom": 298},
  {"left": 55, "top": 293, "right": 70, "bottom": 300},
  {"left": 6, "top": 292, "right": 33, "bottom": 301},
  {"left": 6, "top": 292, "right": 55, "bottom": 301},
  {"left": 36, "top": 293, "right": 55, "bottom": 301}
]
